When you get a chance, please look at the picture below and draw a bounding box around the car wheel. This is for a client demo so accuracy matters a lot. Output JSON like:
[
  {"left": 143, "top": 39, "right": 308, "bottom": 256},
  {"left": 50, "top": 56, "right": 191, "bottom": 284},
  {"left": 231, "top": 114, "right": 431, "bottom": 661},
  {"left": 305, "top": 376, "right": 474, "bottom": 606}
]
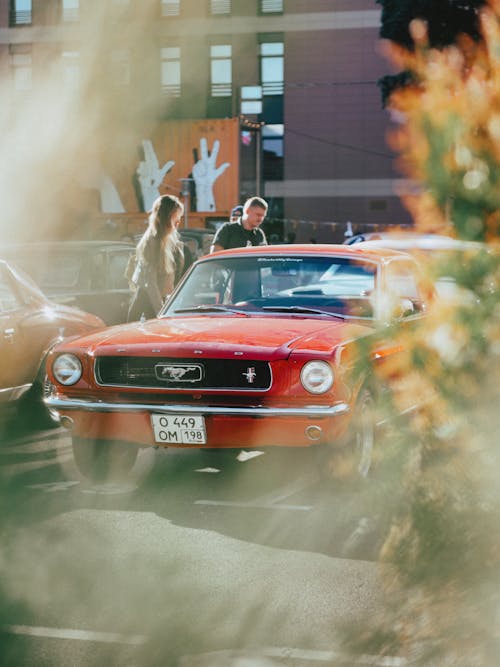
[
  {"left": 350, "top": 387, "right": 376, "bottom": 478},
  {"left": 72, "top": 437, "right": 139, "bottom": 483},
  {"left": 319, "top": 386, "right": 377, "bottom": 482}
]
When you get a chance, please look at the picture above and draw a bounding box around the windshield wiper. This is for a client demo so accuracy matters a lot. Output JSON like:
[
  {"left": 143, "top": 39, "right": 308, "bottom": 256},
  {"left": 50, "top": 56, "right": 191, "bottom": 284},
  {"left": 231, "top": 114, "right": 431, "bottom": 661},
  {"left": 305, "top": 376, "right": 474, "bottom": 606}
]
[
  {"left": 261, "top": 306, "right": 346, "bottom": 319},
  {"left": 173, "top": 305, "right": 250, "bottom": 316}
]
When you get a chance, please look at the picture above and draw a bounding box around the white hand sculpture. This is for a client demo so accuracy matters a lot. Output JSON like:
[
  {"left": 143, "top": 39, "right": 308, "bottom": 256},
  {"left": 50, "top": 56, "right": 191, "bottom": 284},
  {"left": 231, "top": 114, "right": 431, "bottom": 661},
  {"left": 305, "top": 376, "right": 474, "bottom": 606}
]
[
  {"left": 78, "top": 166, "right": 125, "bottom": 213},
  {"left": 99, "top": 173, "right": 126, "bottom": 213},
  {"left": 136, "top": 139, "right": 175, "bottom": 211},
  {"left": 191, "top": 138, "right": 230, "bottom": 212}
]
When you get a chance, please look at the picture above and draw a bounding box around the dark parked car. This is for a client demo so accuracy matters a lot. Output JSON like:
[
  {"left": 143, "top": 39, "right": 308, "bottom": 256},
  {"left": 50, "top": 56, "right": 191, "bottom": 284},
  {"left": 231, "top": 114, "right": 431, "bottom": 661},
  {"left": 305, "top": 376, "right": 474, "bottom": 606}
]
[
  {"left": 131, "top": 228, "right": 214, "bottom": 260},
  {"left": 0, "top": 258, "right": 105, "bottom": 426},
  {"left": 0, "top": 241, "right": 136, "bottom": 325},
  {"left": 179, "top": 228, "right": 214, "bottom": 258}
]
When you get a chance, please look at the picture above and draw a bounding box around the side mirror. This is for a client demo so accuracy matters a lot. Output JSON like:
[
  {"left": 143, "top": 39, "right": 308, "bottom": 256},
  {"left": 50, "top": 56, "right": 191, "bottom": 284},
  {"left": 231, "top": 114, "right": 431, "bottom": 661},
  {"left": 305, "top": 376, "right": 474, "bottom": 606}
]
[{"left": 397, "top": 297, "right": 416, "bottom": 318}]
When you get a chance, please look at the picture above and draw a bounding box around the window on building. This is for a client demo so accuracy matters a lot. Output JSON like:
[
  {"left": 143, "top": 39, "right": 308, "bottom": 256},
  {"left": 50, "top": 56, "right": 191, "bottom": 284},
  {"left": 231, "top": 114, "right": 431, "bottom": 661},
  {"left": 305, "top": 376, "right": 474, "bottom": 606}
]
[
  {"left": 10, "top": 0, "right": 32, "bottom": 26},
  {"left": 111, "top": 49, "right": 131, "bottom": 87},
  {"left": 161, "top": 0, "right": 180, "bottom": 16},
  {"left": 210, "top": 0, "right": 230, "bottom": 14},
  {"left": 260, "top": 42, "right": 284, "bottom": 95},
  {"left": 263, "top": 123, "right": 284, "bottom": 180},
  {"left": 210, "top": 45, "right": 232, "bottom": 97},
  {"left": 240, "top": 86, "right": 262, "bottom": 115},
  {"left": 161, "top": 47, "right": 181, "bottom": 96},
  {"left": 260, "top": 0, "right": 283, "bottom": 13},
  {"left": 61, "top": 50, "right": 80, "bottom": 88},
  {"left": 10, "top": 45, "right": 32, "bottom": 91},
  {"left": 263, "top": 124, "right": 283, "bottom": 157},
  {"left": 62, "top": 0, "right": 79, "bottom": 22}
]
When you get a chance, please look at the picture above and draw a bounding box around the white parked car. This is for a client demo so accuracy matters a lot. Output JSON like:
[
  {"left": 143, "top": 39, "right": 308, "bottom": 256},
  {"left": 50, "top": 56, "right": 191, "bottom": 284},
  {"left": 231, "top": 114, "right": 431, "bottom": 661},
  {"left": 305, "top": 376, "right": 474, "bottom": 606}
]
[{"left": 355, "top": 235, "right": 488, "bottom": 299}]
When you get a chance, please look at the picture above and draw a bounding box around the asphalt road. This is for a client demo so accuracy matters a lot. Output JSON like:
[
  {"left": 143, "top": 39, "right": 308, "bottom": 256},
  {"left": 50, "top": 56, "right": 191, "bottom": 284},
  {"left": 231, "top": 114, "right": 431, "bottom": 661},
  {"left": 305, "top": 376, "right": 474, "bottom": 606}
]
[{"left": 0, "top": 418, "right": 396, "bottom": 667}]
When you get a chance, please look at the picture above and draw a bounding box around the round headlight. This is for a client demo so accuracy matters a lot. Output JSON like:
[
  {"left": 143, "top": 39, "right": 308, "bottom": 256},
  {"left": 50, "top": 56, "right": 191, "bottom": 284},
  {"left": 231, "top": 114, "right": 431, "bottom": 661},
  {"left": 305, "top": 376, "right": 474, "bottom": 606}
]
[
  {"left": 52, "top": 354, "right": 82, "bottom": 386},
  {"left": 300, "top": 361, "right": 334, "bottom": 394}
]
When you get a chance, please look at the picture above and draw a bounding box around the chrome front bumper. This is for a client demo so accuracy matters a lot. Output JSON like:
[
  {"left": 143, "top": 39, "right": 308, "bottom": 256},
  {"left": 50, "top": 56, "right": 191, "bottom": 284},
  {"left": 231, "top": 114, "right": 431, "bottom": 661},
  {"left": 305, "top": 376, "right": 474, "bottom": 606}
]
[{"left": 45, "top": 396, "right": 350, "bottom": 419}]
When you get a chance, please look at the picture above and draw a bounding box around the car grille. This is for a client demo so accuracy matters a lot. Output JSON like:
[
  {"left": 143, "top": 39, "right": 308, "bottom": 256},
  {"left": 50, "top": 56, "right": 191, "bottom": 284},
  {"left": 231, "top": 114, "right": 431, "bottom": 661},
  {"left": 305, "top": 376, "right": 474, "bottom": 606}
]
[{"left": 95, "top": 356, "right": 272, "bottom": 390}]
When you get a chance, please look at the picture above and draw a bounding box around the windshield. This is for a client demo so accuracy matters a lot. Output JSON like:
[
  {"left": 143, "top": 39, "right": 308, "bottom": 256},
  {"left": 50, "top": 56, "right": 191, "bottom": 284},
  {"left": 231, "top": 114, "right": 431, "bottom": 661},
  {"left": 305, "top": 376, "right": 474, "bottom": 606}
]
[
  {"left": 162, "top": 255, "right": 377, "bottom": 319},
  {"left": 5, "top": 261, "right": 47, "bottom": 301}
]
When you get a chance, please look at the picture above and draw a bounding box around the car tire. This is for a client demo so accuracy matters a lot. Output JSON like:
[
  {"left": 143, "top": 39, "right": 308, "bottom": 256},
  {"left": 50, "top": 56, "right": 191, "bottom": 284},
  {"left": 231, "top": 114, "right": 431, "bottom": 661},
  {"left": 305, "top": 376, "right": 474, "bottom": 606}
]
[
  {"left": 72, "top": 437, "right": 139, "bottom": 483},
  {"left": 349, "top": 387, "right": 376, "bottom": 479},
  {"left": 318, "top": 386, "right": 377, "bottom": 483}
]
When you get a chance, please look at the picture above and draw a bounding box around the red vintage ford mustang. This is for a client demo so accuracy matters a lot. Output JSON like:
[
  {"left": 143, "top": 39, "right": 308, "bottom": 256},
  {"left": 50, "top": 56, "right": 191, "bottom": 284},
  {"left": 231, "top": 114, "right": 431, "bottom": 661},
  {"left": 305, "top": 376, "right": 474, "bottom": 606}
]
[{"left": 45, "top": 244, "right": 429, "bottom": 481}]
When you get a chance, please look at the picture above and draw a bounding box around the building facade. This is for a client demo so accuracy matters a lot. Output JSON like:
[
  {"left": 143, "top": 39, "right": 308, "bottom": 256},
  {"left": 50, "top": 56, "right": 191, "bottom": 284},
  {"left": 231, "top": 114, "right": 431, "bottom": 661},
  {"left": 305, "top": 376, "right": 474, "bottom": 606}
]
[{"left": 0, "top": 0, "right": 412, "bottom": 242}]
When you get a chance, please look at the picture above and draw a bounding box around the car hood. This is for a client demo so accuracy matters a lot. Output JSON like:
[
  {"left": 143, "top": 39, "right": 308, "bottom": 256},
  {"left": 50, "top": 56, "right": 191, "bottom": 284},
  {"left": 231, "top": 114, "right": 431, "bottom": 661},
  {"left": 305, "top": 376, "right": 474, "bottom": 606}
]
[
  {"left": 20, "top": 300, "right": 105, "bottom": 330},
  {"left": 50, "top": 303, "right": 106, "bottom": 328},
  {"left": 63, "top": 315, "right": 373, "bottom": 360}
]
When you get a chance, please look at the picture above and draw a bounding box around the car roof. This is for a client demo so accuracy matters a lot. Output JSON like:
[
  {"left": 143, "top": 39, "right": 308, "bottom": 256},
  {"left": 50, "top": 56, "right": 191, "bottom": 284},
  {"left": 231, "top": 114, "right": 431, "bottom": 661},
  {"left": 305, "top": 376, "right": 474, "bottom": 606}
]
[
  {"left": 354, "top": 237, "right": 485, "bottom": 251},
  {"left": 205, "top": 243, "right": 414, "bottom": 262},
  {"left": 343, "top": 231, "right": 457, "bottom": 244}
]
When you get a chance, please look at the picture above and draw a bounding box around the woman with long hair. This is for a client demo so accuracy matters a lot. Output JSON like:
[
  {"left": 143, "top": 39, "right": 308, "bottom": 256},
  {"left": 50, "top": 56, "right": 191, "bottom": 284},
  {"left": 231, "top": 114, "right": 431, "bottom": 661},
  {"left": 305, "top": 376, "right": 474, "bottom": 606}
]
[{"left": 127, "top": 194, "right": 192, "bottom": 321}]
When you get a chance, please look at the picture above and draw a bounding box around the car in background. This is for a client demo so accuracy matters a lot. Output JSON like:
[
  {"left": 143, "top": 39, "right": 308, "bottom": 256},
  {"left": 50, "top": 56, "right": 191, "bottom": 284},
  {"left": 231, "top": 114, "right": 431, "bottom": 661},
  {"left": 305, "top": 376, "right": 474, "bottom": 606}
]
[
  {"left": 128, "top": 227, "right": 212, "bottom": 285},
  {"left": 343, "top": 231, "right": 404, "bottom": 245},
  {"left": 46, "top": 243, "right": 432, "bottom": 482},
  {"left": 179, "top": 228, "right": 214, "bottom": 258},
  {"left": 343, "top": 230, "right": 448, "bottom": 245},
  {"left": 354, "top": 235, "right": 488, "bottom": 299},
  {"left": 0, "top": 259, "right": 105, "bottom": 427},
  {"left": 0, "top": 240, "right": 136, "bottom": 325},
  {"left": 130, "top": 228, "right": 214, "bottom": 260}
]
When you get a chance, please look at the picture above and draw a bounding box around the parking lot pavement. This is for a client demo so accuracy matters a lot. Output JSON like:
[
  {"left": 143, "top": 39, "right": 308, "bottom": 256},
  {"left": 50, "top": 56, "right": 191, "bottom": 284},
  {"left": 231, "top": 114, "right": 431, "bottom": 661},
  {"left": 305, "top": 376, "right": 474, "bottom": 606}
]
[
  {"left": 0, "top": 423, "right": 400, "bottom": 666},
  {"left": 0, "top": 506, "right": 388, "bottom": 665},
  {"left": 0, "top": 432, "right": 70, "bottom": 477}
]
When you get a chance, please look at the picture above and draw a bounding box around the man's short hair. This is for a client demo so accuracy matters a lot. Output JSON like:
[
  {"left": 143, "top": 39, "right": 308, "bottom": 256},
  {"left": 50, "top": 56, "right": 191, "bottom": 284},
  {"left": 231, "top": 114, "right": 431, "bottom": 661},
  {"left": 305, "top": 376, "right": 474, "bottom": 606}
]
[{"left": 243, "top": 196, "right": 268, "bottom": 212}]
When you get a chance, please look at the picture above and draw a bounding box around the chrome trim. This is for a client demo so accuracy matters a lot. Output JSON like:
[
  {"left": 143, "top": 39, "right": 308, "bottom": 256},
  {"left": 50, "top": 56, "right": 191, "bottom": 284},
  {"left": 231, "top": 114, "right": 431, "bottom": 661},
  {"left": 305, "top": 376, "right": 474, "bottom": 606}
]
[
  {"left": 45, "top": 396, "right": 350, "bottom": 418},
  {"left": 93, "top": 358, "right": 273, "bottom": 392},
  {"left": 93, "top": 358, "right": 273, "bottom": 394},
  {"left": 0, "top": 384, "right": 31, "bottom": 402}
]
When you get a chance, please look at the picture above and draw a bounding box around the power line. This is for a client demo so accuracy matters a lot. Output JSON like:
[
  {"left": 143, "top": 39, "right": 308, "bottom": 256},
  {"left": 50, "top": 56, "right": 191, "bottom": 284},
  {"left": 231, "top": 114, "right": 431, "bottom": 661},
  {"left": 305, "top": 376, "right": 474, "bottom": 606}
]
[
  {"left": 285, "top": 128, "right": 395, "bottom": 160},
  {"left": 286, "top": 80, "right": 378, "bottom": 88}
]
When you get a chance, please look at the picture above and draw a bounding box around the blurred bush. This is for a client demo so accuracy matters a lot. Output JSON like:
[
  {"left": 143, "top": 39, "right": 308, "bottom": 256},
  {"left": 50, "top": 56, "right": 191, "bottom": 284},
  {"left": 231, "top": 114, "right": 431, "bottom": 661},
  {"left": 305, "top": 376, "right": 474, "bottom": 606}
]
[{"left": 346, "top": 2, "right": 500, "bottom": 665}]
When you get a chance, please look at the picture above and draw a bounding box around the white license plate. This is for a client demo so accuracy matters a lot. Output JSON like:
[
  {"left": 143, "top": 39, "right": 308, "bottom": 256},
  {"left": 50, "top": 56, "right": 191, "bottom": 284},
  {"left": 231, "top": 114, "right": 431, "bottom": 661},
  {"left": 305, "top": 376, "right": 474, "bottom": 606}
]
[{"left": 151, "top": 414, "right": 207, "bottom": 445}]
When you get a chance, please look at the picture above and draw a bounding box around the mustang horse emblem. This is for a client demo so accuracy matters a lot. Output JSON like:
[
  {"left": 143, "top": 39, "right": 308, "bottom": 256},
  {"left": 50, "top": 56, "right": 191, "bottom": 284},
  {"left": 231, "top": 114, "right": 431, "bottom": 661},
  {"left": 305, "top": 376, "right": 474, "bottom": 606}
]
[{"left": 155, "top": 364, "right": 202, "bottom": 382}]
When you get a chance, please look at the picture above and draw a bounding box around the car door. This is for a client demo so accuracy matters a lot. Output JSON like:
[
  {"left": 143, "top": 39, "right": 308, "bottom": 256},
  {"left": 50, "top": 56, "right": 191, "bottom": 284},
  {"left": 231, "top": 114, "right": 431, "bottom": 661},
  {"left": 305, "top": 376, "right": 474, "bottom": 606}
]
[
  {"left": 77, "top": 247, "right": 134, "bottom": 325},
  {"left": 0, "top": 263, "right": 30, "bottom": 400}
]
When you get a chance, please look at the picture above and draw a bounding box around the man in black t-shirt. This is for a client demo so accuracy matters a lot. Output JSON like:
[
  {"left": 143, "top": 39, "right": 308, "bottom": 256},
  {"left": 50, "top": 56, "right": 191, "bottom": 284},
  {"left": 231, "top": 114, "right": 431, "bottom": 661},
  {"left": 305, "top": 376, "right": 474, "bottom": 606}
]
[{"left": 210, "top": 196, "right": 268, "bottom": 253}]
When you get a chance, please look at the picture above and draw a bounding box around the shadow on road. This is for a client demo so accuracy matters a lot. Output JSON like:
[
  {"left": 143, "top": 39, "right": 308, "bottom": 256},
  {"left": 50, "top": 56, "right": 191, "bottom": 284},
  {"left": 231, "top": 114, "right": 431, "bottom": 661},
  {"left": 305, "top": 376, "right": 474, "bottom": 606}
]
[{"left": 0, "top": 413, "right": 389, "bottom": 565}]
